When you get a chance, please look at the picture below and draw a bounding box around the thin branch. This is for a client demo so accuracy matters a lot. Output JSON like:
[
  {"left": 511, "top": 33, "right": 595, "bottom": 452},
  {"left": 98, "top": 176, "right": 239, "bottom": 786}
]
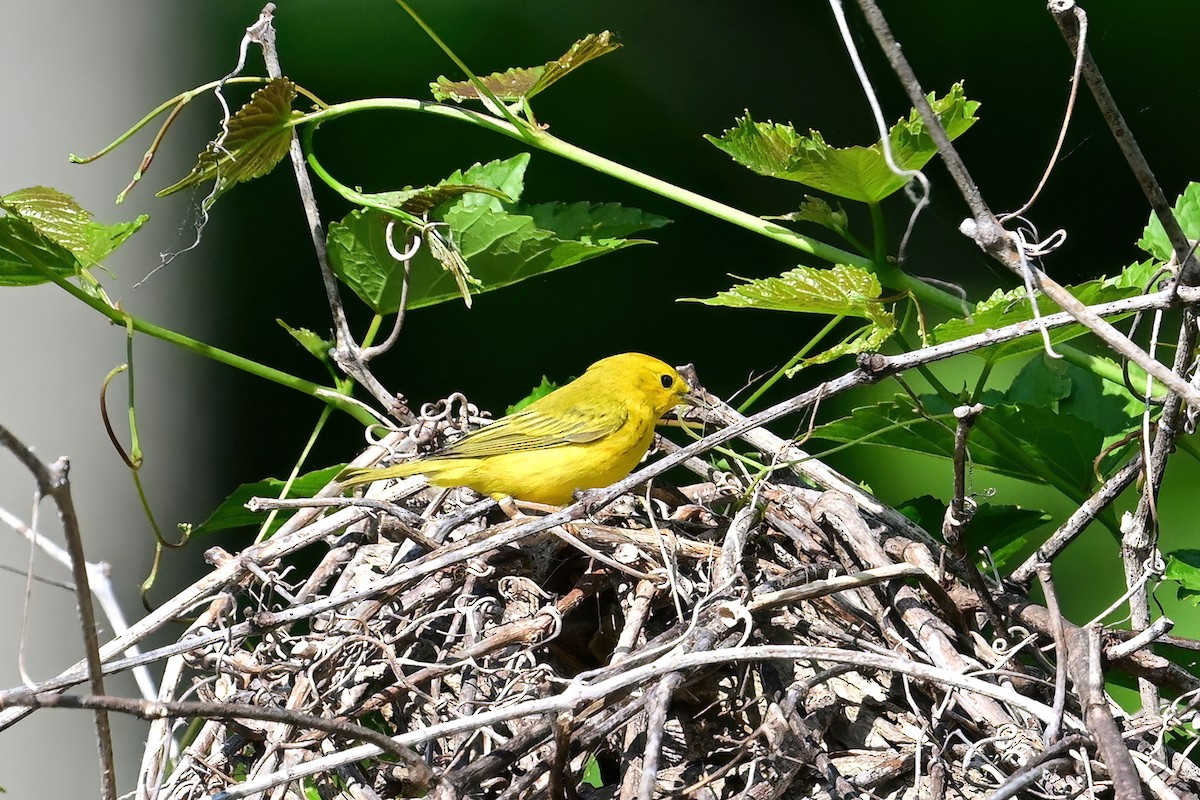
[
  {"left": 1050, "top": 1, "right": 1200, "bottom": 286},
  {"left": 244, "top": 5, "right": 401, "bottom": 414},
  {"left": 852, "top": 0, "right": 1200, "bottom": 412},
  {"left": 211, "top": 644, "right": 1073, "bottom": 800},
  {"left": 0, "top": 423, "right": 116, "bottom": 800},
  {"left": 1124, "top": 309, "right": 1198, "bottom": 711},
  {"left": 0, "top": 690, "right": 430, "bottom": 778},
  {"left": 1008, "top": 453, "right": 1142, "bottom": 585}
]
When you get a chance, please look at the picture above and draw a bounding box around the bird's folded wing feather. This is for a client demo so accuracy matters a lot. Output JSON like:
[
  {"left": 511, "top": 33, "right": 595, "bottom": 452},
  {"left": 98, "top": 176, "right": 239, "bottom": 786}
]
[{"left": 436, "top": 405, "right": 628, "bottom": 458}]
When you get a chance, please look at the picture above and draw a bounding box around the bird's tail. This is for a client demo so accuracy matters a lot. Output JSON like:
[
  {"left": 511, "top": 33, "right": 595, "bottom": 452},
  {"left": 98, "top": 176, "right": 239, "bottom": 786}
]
[{"left": 337, "top": 460, "right": 426, "bottom": 489}]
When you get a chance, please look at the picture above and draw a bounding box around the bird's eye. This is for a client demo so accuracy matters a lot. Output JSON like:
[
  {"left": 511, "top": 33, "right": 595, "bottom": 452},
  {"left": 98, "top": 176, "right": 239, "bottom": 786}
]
[{"left": 660, "top": 374, "right": 674, "bottom": 389}]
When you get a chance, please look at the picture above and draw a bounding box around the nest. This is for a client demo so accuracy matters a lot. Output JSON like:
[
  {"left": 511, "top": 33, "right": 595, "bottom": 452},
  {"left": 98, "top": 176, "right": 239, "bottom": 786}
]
[{"left": 136, "top": 391, "right": 1200, "bottom": 800}]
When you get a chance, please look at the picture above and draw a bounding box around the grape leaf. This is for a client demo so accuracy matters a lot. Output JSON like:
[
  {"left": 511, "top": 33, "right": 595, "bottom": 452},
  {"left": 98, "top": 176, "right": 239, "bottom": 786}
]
[
  {"left": 682, "top": 264, "right": 895, "bottom": 368},
  {"left": 431, "top": 31, "right": 620, "bottom": 103},
  {"left": 1, "top": 186, "right": 146, "bottom": 273},
  {"left": 928, "top": 260, "right": 1159, "bottom": 363},
  {"left": 812, "top": 394, "right": 1109, "bottom": 491},
  {"left": 328, "top": 154, "right": 668, "bottom": 313},
  {"left": 158, "top": 77, "right": 297, "bottom": 201},
  {"left": 192, "top": 464, "right": 346, "bottom": 538},
  {"left": 0, "top": 215, "right": 79, "bottom": 286},
  {"left": 1139, "top": 181, "right": 1200, "bottom": 261},
  {"left": 706, "top": 83, "right": 979, "bottom": 203}
]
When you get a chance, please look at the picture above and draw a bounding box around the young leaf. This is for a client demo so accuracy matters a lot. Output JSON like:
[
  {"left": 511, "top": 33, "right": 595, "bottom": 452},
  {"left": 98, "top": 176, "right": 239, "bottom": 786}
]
[
  {"left": 766, "top": 195, "right": 850, "bottom": 239},
  {"left": 682, "top": 264, "right": 886, "bottom": 319},
  {"left": 683, "top": 264, "right": 895, "bottom": 369},
  {"left": 1139, "top": 181, "right": 1200, "bottom": 261},
  {"left": 1165, "top": 550, "right": 1200, "bottom": 604},
  {"left": 507, "top": 376, "right": 560, "bottom": 414},
  {"left": 277, "top": 319, "right": 332, "bottom": 364},
  {"left": 788, "top": 320, "right": 895, "bottom": 371},
  {"left": 1, "top": 186, "right": 147, "bottom": 270},
  {"left": 431, "top": 31, "right": 620, "bottom": 103},
  {"left": 362, "top": 183, "right": 511, "bottom": 217},
  {"left": 191, "top": 464, "right": 346, "bottom": 538},
  {"left": 158, "top": 77, "right": 297, "bottom": 201},
  {"left": 706, "top": 83, "right": 979, "bottom": 203}
]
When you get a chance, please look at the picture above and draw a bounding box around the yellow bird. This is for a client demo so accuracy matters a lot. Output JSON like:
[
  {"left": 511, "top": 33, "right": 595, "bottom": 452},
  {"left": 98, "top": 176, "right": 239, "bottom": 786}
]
[{"left": 338, "top": 353, "right": 692, "bottom": 505}]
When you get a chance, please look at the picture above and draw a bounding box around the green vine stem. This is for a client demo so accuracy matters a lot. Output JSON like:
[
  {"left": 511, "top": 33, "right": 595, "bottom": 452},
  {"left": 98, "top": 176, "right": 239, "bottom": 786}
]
[
  {"left": 738, "top": 315, "right": 845, "bottom": 413},
  {"left": 27, "top": 258, "right": 374, "bottom": 427}
]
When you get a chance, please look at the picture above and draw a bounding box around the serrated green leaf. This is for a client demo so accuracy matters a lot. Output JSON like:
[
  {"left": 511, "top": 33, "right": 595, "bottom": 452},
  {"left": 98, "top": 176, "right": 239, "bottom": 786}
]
[
  {"left": 683, "top": 264, "right": 895, "bottom": 370},
  {"left": 790, "top": 319, "right": 895, "bottom": 371},
  {"left": 507, "top": 376, "right": 560, "bottom": 415},
  {"left": 2, "top": 186, "right": 147, "bottom": 269},
  {"left": 192, "top": 464, "right": 346, "bottom": 538},
  {"left": 158, "top": 77, "right": 297, "bottom": 201},
  {"left": 928, "top": 260, "right": 1159, "bottom": 363},
  {"left": 706, "top": 83, "right": 979, "bottom": 202},
  {"left": 0, "top": 214, "right": 80, "bottom": 286},
  {"left": 328, "top": 155, "right": 668, "bottom": 313},
  {"left": 682, "top": 264, "right": 885, "bottom": 318},
  {"left": 1139, "top": 182, "right": 1200, "bottom": 261},
  {"left": 431, "top": 31, "right": 620, "bottom": 103},
  {"left": 277, "top": 319, "right": 332, "bottom": 364}
]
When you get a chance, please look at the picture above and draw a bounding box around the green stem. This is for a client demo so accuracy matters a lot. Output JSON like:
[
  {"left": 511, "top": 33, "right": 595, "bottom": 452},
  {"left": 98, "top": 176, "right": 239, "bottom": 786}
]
[
  {"left": 738, "top": 315, "right": 845, "bottom": 413},
  {"left": 296, "top": 100, "right": 966, "bottom": 314},
  {"left": 969, "top": 360, "right": 994, "bottom": 403},
  {"left": 867, "top": 201, "right": 888, "bottom": 268},
  {"left": 37, "top": 266, "right": 374, "bottom": 427},
  {"left": 1059, "top": 346, "right": 1162, "bottom": 399},
  {"left": 71, "top": 77, "right": 277, "bottom": 164}
]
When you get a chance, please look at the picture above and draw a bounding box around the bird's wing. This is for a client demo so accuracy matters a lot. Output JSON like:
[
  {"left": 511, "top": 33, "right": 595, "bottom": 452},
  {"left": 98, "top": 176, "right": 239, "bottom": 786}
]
[{"left": 436, "top": 404, "right": 628, "bottom": 459}]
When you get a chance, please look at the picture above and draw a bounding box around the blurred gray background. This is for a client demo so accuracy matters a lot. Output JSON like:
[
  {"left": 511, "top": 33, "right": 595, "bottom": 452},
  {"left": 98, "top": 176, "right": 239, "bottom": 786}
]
[{"left": 0, "top": 2, "right": 213, "bottom": 796}]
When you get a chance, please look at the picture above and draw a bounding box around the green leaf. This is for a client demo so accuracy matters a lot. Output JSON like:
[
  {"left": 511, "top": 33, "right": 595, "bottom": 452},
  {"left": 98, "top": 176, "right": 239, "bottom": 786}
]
[
  {"left": 2, "top": 186, "right": 148, "bottom": 268},
  {"left": 277, "top": 319, "right": 332, "bottom": 364},
  {"left": 1164, "top": 550, "right": 1200, "bottom": 606},
  {"left": 158, "top": 77, "right": 297, "bottom": 200},
  {"left": 706, "top": 83, "right": 979, "bottom": 202},
  {"left": 328, "top": 155, "right": 669, "bottom": 313},
  {"left": 192, "top": 464, "right": 346, "bottom": 538},
  {"left": 431, "top": 31, "right": 620, "bottom": 103},
  {"left": 581, "top": 755, "right": 604, "bottom": 789},
  {"left": 683, "top": 264, "right": 886, "bottom": 318},
  {"left": 766, "top": 195, "right": 850, "bottom": 239},
  {"left": 682, "top": 264, "right": 896, "bottom": 368},
  {"left": 897, "top": 495, "right": 1050, "bottom": 573},
  {"left": 0, "top": 214, "right": 80, "bottom": 286},
  {"left": 1164, "top": 550, "right": 1200, "bottom": 590},
  {"left": 928, "top": 260, "right": 1159, "bottom": 363},
  {"left": 1139, "top": 182, "right": 1200, "bottom": 261},
  {"left": 507, "top": 376, "right": 560, "bottom": 415},
  {"left": 812, "top": 394, "right": 1107, "bottom": 491}
]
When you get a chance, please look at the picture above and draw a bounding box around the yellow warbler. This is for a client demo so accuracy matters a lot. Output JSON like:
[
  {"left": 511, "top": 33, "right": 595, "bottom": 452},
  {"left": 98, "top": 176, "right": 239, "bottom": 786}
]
[{"left": 339, "top": 353, "right": 692, "bottom": 504}]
